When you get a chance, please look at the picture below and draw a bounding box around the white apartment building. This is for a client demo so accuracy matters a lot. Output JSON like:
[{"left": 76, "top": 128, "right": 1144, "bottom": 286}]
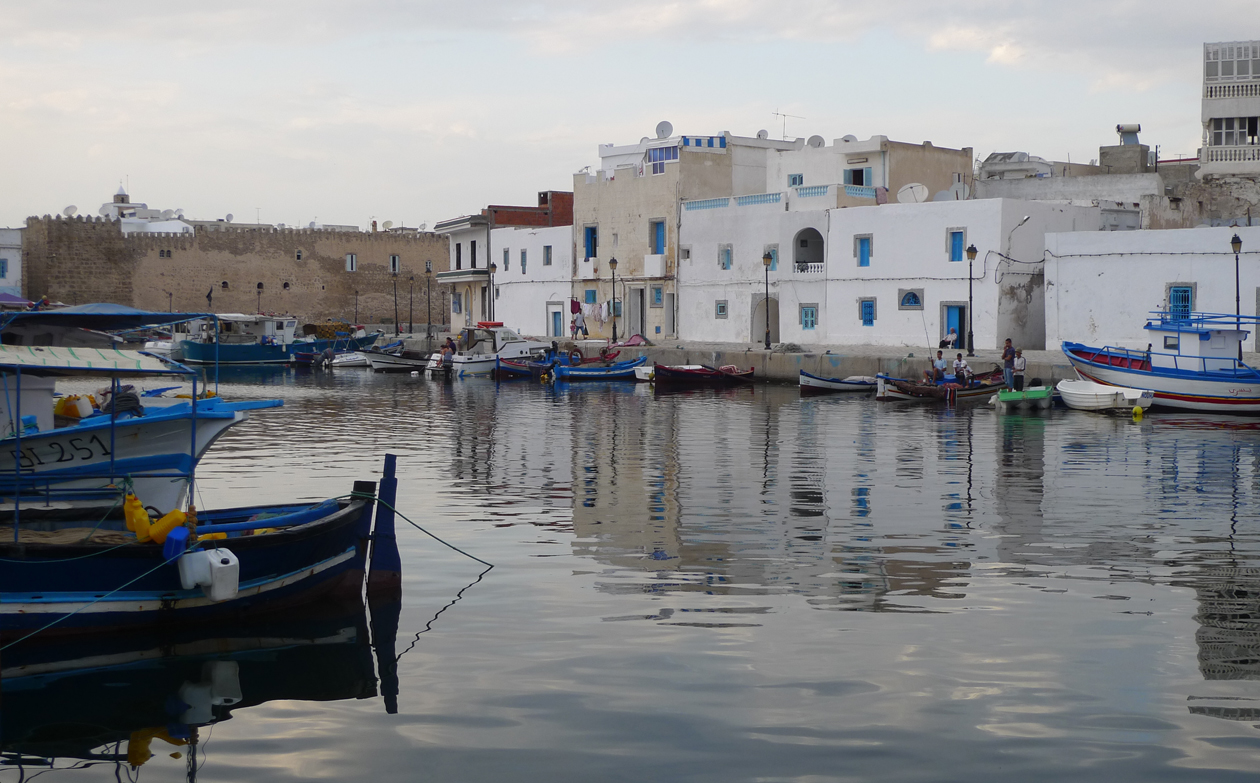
[
  {"left": 1201, "top": 40, "right": 1260, "bottom": 178},
  {"left": 679, "top": 197, "right": 1098, "bottom": 351},
  {"left": 489, "top": 224, "right": 572, "bottom": 338}
]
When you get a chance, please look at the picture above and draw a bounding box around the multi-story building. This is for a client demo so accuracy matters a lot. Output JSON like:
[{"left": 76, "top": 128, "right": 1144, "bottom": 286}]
[
  {"left": 490, "top": 224, "right": 573, "bottom": 338},
  {"left": 434, "top": 191, "right": 573, "bottom": 329},
  {"left": 1201, "top": 40, "right": 1260, "bottom": 179},
  {"left": 0, "top": 227, "right": 22, "bottom": 299}
]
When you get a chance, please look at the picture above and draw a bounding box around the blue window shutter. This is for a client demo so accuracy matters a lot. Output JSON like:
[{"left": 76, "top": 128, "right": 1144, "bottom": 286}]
[
  {"left": 864, "top": 167, "right": 873, "bottom": 187},
  {"left": 843, "top": 169, "right": 853, "bottom": 185},
  {"left": 585, "top": 289, "right": 597, "bottom": 304},
  {"left": 769, "top": 248, "right": 778, "bottom": 271},
  {"left": 950, "top": 231, "right": 963, "bottom": 262},
  {"left": 858, "top": 237, "right": 871, "bottom": 267},
  {"left": 1170, "top": 286, "right": 1193, "bottom": 319},
  {"left": 861, "top": 300, "right": 874, "bottom": 326}
]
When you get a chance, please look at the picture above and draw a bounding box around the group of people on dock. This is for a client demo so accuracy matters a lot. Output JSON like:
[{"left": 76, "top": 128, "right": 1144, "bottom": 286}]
[{"left": 922, "top": 337, "right": 1025, "bottom": 390}]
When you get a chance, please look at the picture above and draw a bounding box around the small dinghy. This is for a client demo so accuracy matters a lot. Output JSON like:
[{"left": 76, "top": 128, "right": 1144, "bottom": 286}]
[
  {"left": 1057, "top": 378, "right": 1154, "bottom": 412},
  {"left": 799, "top": 371, "right": 876, "bottom": 395}
]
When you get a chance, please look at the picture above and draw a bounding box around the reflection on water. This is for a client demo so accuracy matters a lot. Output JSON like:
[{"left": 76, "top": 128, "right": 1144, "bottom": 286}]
[{"left": 9, "top": 371, "right": 1260, "bottom": 781}]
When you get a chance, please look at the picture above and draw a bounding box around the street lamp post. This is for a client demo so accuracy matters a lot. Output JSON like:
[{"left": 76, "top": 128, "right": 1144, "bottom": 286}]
[
  {"left": 256, "top": 282, "right": 263, "bottom": 313},
  {"left": 965, "top": 244, "right": 978, "bottom": 357},
  {"left": 609, "top": 257, "right": 619, "bottom": 343},
  {"left": 762, "top": 251, "right": 773, "bottom": 350},
  {"left": 425, "top": 261, "right": 432, "bottom": 351},
  {"left": 408, "top": 276, "right": 414, "bottom": 335},
  {"left": 392, "top": 273, "right": 399, "bottom": 336},
  {"left": 489, "top": 262, "right": 497, "bottom": 322},
  {"left": 1233, "top": 233, "right": 1243, "bottom": 362}
]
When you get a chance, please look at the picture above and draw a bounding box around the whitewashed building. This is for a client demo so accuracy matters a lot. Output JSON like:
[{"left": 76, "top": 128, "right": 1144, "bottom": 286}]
[
  {"left": 1045, "top": 225, "right": 1260, "bottom": 350},
  {"left": 679, "top": 197, "right": 1098, "bottom": 350},
  {"left": 0, "top": 227, "right": 22, "bottom": 299},
  {"left": 489, "top": 224, "right": 573, "bottom": 338},
  {"left": 1200, "top": 40, "right": 1260, "bottom": 179}
]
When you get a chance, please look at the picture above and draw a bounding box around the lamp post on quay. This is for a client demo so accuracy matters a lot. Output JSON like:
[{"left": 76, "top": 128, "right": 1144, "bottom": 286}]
[
  {"left": 392, "top": 272, "right": 399, "bottom": 336},
  {"left": 488, "top": 262, "right": 497, "bottom": 322},
  {"left": 1233, "top": 233, "right": 1243, "bottom": 362},
  {"left": 761, "top": 251, "right": 773, "bottom": 350},
  {"left": 608, "top": 257, "right": 619, "bottom": 343},
  {"left": 408, "top": 275, "right": 414, "bottom": 335},
  {"left": 965, "top": 244, "right": 978, "bottom": 357},
  {"left": 425, "top": 261, "right": 432, "bottom": 350}
]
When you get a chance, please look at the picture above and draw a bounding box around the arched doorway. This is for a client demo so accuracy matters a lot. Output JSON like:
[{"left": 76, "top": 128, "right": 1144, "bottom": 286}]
[
  {"left": 751, "top": 295, "right": 780, "bottom": 345},
  {"left": 793, "top": 227, "right": 825, "bottom": 271}
]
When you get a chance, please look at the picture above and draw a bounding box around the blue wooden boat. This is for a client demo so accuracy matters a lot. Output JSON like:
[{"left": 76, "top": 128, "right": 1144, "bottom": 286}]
[
  {"left": 553, "top": 355, "right": 647, "bottom": 381},
  {"left": 179, "top": 314, "right": 381, "bottom": 365}
]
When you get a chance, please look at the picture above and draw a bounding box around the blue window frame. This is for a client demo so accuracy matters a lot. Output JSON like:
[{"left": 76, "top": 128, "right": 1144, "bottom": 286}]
[
  {"left": 452, "top": 293, "right": 462, "bottom": 314},
  {"left": 900, "top": 291, "right": 921, "bottom": 308},
  {"left": 650, "top": 220, "right": 665, "bottom": 254},
  {"left": 585, "top": 289, "right": 597, "bottom": 305},
  {"left": 652, "top": 286, "right": 663, "bottom": 306},
  {"left": 613, "top": 301, "right": 622, "bottom": 317},
  {"left": 648, "top": 146, "right": 678, "bottom": 174},
  {"left": 801, "top": 306, "right": 817, "bottom": 330},
  {"left": 857, "top": 236, "right": 871, "bottom": 267},
  {"left": 521, "top": 249, "right": 527, "bottom": 274},
  {"left": 721, "top": 247, "right": 732, "bottom": 270},
  {"left": 860, "top": 300, "right": 875, "bottom": 326},
  {"left": 769, "top": 247, "right": 778, "bottom": 271},
  {"left": 1169, "top": 286, "right": 1193, "bottom": 319},
  {"left": 543, "top": 245, "right": 552, "bottom": 266},
  {"left": 584, "top": 226, "right": 598, "bottom": 259},
  {"left": 0, "top": 258, "right": 7, "bottom": 279},
  {"left": 503, "top": 248, "right": 509, "bottom": 271},
  {"left": 949, "top": 231, "right": 964, "bottom": 262},
  {"left": 788, "top": 174, "right": 803, "bottom": 187}
]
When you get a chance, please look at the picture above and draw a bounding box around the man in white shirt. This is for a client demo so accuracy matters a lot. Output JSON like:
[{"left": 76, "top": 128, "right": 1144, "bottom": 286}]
[
  {"left": 953, "top": 353, "right": 972, "bottom": 385},
  {"left": 1012, "top": 349, "right": 1027, "bottom": 391}
]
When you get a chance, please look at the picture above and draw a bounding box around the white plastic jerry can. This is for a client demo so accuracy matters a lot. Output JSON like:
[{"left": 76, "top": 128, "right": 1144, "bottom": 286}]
[{"left": 178, "top": 548, "right": 240, "bottom": 602}]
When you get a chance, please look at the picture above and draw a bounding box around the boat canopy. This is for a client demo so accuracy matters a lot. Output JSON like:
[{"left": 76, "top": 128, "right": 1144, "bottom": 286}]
[
  {"left": 0, "top": 304, "right": 216, "bottom": 332},
  {"left": 0, "top": 344, "right": 191, "bottom": 376}
]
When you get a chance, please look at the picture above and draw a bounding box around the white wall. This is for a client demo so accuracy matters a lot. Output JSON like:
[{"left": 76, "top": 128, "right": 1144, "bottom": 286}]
[
  {"left": 679, "top": 198, "right": 1099, "bottom": 348},
  {"left": 1046, "top": 225, "right": 1260, "bottom": 350},
  {"left": 0, "top": 227, "right": 21, "bottom": 298},
  {"left": 490, "top": 225, "right": 573, "bottom": 337}
]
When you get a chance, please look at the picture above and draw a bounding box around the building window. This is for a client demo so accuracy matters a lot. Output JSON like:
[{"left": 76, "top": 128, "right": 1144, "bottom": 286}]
[
  {"left": 584, "top": 226, "right": 598, "bottom": 259},
  {"left": 719, "top": 245, "right": 732, "bottom": 270},
  {"left": 899, "top": 290, "right": 924, "bottom": 310},
  {"left": 296, "top": 250, "right": 303, "bottom": 261},
  {"left": 613, "top": 300, "right": 622, "bottom": 317},
  {"left": 854, "top": 235, "right": 872, "bottom": 267},
  {"left": 800, "top": 304, "right": 818, "bottom": 330},
  {"left": 496, "top": 286, "right": 501, "bottom": 299},
  {"left": 544, "top": 245, "right": 553, "bottom": 266},
  {"left": 283, "top": 282, "right": 290, "bottom": 290},
  {"left": 470, "top": 240, "right": 477, "bottom": 268},
  {"left": 390, "top": 254, "right": 400, "bottom": 274},
  {"left": 455, "top": 243, "right": 462, "bottom": 270},
  {"left": 0, "top": 258, "right": 7, "bottom": 278},
  {"left": 585, "top": 289, "right": 597, "bottom": 305},
  {"left": 1168, "top": 285, "right": 1194, "bottom": 319},
  {"left": 503, "top": 248, "right": 510, "bottom": 271},
  {"left": 859, "top": 298, "right": 876, "bottom": 326},
  {"left": 649, "top": 220, "right": 666, "bottom": 254},
  {"left": 221, "top": 281, "right": 229, "bottom": 289},
  {"left": 648, "top": 145, "right": 678, "bottom": 174},
  {"left": 844, "top": 167, "right": 872, "bottom": 186},
  {"left": 651, "top": 286, "right": 663, "bottom": 307},
  {"left": 680, "top": 246, "right": 691, "bottom": 261},
  {"left": 765, "top": 245, "right": 778, "bottom": 271},
  {"left": 715, "top": 300, "right": 728, "bottom": 319},
  {"left": 452, "top": 293, "right": 462, "bottom": 314},
  {"left": 788, "top": 174, "right": 803, "bottom": 187},
  {"left": 947, "top": 229, "right": 965, "bottom": 262},
  {"left": 521, "top": 249, "right": 527, "bottom": 274},
  {"left": 346, "top": 253, "right": 357, "bottom": 272}
]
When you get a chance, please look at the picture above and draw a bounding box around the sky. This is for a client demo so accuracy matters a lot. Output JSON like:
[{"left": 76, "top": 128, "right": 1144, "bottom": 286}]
[{"left": 0, "top": 1, "right": 1246, "bottom": 229}]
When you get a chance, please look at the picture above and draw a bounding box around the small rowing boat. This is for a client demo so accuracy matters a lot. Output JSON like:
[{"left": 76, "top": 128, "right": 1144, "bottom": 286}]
[
  {"left": 799, "top": 371, "right": 877, "bottom": 394},
  {"left": 1056, "top": 379, "right": 1154, "bottom": 412}
]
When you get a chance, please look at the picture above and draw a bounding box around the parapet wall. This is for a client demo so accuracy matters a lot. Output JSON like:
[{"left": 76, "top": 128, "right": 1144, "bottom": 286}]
[{"left": 23, "top": 216, "right": 453, "bottom": 324}]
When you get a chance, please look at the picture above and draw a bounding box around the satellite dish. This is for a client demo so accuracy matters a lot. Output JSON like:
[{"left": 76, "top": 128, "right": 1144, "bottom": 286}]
[
  {"left": 807, "top": 135, "right": 825, "bottom": 149},
  {"left": 419, "top": 223, "right": 427, "bottom": 231},
  {"left": 225, "top": 213, "right": 233, "bottom": 223},
  {"left": 382, "top": 220, "right": 394, "bottom": 230},
  {"left": 99, "top": 206, "right": 110, "bottom": 216},
  {"left": 655, "top": 120, "right": 673, "bottom": 139},
  {"left": 932, "top": 190, "right": 953, "bottom": 202},
  {"left": 841, "top": 134, "right": 858, "bottom": 142},
  {"left": 276, "top": 223, "right": 286, "bottom": 228},
  {"left": 161, "top": 209, "right": 174, "bottom": 219},
  {"left": 950, "top": 181, "right": 971, "bottom": 200},
  {"left": 308, "top": 221, "right": 317, "bottom": 228},
  {"left": 897, "top": 183, "right": 930, "bottom": 204},
  {"left": 640, "top": 137, "right": 650, "bottom": 145},
  {"left": 175, "top": 208, "right": 184, "bottom": 217},
  {"left": 756, "top": 129, "right": 769, "bottom": 140},
  {"left": 64, "top": 205, "right": 78, "bottom": 217}
]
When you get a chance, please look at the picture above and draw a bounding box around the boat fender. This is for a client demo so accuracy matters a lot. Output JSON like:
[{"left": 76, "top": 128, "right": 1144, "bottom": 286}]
[
  {"left": 1132, "top": 406, "right": 1144, "bottom": 422},
  {"left": 178, "top": 548, "right": 240, "bottom": 601},
  {"left": 569, "top": 349, "right": 583, "bottom": 365}
]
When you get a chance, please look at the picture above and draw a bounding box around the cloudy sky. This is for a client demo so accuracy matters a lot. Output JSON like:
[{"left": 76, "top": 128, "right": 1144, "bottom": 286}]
[{"left": 0, "top": 1, "right": 1243, "bottom": 229}]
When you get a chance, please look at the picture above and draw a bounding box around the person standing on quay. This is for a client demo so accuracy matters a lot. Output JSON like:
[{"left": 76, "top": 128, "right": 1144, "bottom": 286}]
[
  {"left": 1013, "top": 349, "right": 1027, "bottom": 392},
  {"left": 1002, "top": 338, "right": 1015, "bottom": 389},
  {"left": 574, "top": 310, "right": 588, "bottom": 338}
]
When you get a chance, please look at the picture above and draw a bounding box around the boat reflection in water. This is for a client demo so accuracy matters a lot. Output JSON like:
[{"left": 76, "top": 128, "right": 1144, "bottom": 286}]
[{"left": 1, "top": 597, "right": 383, "bottom": 779}]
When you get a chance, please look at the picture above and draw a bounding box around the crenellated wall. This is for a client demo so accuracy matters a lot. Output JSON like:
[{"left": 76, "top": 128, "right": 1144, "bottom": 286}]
[{"left": 23, "top": 215, "right": 453, "bottom": 325}]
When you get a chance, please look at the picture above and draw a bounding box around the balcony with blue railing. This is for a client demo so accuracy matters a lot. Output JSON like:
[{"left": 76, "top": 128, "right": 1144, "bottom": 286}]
[
  {"left": 683, "top": 197, "right": 731, "bottom": 211},
  {"left": 735, "top": 192, "right": 783, "bottom": 206},
  {"left": 844, "top": 184, "right": 877, "bottom": 199},
  {"left": 795, "top": 185, "right": 830, "bottom": 198}
]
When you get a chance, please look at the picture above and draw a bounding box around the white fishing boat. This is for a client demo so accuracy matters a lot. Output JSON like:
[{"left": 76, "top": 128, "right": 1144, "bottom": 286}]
[
  {"left": 1057, "top": 379, "right": 1154, "bottom": 412},
  {"left": 1062, "top": 311, "right": 1260, "bottom": 412},
  {"left": 365, "top": 350, "right": 430, "bottom": 371},
  {"left": 424, "top": 322, "right": 551, "bottom": 378},
  {"left": 799, "top": 371, "right": 877, "bottom": 395}
]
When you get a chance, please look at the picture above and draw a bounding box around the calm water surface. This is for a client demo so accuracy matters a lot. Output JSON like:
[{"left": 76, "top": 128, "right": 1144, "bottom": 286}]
[{"left": 7, "top": 367, "right": 1260, "bottom": 781}]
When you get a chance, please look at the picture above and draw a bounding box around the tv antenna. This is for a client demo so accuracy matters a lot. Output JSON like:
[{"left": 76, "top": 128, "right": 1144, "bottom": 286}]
[{"left": 771, "top": 110, "right": 805, "bottom": 140}]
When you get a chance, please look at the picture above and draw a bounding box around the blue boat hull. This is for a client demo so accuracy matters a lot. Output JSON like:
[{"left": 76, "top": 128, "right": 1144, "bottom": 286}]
[
  {"left": 553, "top": 355, "right": 648, "bottom": 381},
  {"left": 0, "top": 499, "right": 373, "bottom": 637},
  {"left": 179, "top": 333, "right": 380, "bottom": 365}
]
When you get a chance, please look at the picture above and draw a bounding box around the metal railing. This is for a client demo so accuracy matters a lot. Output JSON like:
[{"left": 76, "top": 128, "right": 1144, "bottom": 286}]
[
  {"left": 683, "top": 198, "right": 730, "bottom": 211},
  {"left": 844, "top": 185, "right": 877, "bottom": 199},
  {"left": 735, "top": 192, "right": 782, "bottom": 206},
  {"left": 795, "top": 185, "right": 830, "bottom": 198}
]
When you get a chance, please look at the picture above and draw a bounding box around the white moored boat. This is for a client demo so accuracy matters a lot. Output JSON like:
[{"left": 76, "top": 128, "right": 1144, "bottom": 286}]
[
  {"left": 799, "top": 371, "right": 877, "bottom": 394},
  {"left": 1057, "top": 379, "right": 1154, "bottom": 411},
  {"left": 424, "top": 323, "right": 551, "bottom": 378},
  {"left": 364, "top": 350, "right": 430, "bottom": 371}
]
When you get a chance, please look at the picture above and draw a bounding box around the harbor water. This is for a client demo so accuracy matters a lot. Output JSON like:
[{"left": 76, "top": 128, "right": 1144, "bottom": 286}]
[{"left": 7, "top": 368, "right": 1260, "bottom": 781}]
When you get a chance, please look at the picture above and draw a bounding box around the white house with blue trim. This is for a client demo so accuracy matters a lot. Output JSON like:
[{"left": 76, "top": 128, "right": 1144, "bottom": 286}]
[
  {"left": 678, "top": 197, "right": 1098, "bottom": 350},
  {"left": 0, "top": 227, "right": 22, "bottom": 299},
  {"left": 489, "top": 224, "right": 573, "bottom": 338}
]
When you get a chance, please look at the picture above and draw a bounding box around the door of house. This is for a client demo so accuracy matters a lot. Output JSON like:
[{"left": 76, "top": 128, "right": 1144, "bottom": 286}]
[
  {"left": 945, "top": 305, "right": 965, "bottom": 344},
  {"left": 551, "top": 310, "right": 562, "bottom": 337},
  {"left": 665, "top": 293, "right": 675, "bottom": 335}
]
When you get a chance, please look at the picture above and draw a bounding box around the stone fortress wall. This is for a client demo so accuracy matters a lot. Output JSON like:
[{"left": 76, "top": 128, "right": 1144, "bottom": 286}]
[{"left": 23, "top": 215, "right": 453, "bottom": 326}]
